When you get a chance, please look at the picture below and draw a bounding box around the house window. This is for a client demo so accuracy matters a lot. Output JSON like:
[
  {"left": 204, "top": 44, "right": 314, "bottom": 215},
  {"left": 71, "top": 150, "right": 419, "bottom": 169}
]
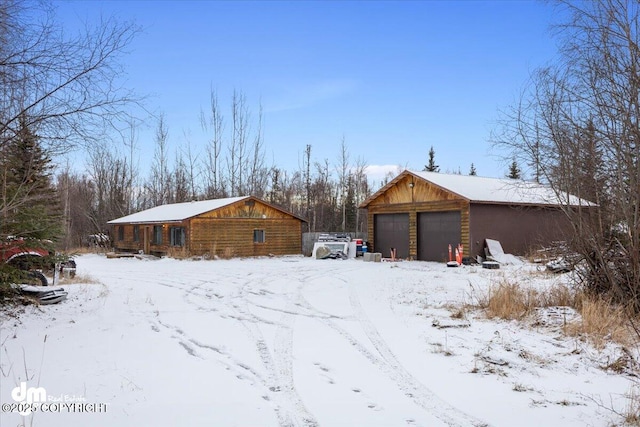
[
  {"left": 170, "top": 227, "right": 185, "bottom": 247},
  {"left": 133, "top": 225, "right": 139, "bottom": 242},
  {"left": 152, "top": 225, "right": 163, "bottom": 245},
  {"left": 117, "top": 226, "right": 124, "bottom": 241},
  {"left": 253, "top": 229, "right": 265, "bottom": 243}
]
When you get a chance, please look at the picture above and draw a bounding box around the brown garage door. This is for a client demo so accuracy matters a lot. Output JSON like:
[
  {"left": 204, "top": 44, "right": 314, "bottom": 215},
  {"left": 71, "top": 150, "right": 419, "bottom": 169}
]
[
  {"left": 418, "top": 211, "right": 461, "bottom": 261},
  {"left": 374, "top": 213, "right": 409, "bottom": 259}
]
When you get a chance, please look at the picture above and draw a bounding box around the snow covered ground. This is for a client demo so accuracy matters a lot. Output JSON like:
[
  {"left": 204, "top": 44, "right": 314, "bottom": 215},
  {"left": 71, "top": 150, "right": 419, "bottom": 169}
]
[{"left": 0, "top": 254, "right": 635, "bottom": 426}]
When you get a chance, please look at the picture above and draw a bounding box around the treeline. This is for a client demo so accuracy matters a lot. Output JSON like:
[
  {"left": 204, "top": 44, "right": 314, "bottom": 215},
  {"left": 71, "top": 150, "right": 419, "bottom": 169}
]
[
  {"left": 55, "top": 91, "right": 374, "bottom": 248},
  {"left": 0, "top": 0, "right": 378, "bottom": 252}
]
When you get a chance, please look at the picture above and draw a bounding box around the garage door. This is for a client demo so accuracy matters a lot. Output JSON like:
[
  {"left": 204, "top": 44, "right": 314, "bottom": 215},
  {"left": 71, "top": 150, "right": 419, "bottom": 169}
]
[
  {"left": 417, "top": 211, "right": 461, "bottom": 261},
  {"left": 374, "top": 213, "right": 409, "bottom": 259}
]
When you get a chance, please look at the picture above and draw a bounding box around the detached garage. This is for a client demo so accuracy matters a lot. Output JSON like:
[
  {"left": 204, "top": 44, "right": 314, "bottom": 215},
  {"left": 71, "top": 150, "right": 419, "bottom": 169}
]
[{"left": 360, "top": 170, "right": 595, "bottom": 262}]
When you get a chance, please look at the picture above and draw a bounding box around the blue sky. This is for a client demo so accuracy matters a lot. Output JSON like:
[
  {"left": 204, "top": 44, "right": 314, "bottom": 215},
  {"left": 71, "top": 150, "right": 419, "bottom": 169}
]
[{"left": 55, "top": 0, "right": 560, "bottom": 182}]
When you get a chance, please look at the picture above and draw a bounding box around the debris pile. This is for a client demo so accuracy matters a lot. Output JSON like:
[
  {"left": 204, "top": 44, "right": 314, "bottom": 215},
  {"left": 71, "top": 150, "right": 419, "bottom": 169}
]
[{"left": 17, "top": 284, "right": 68, "bottom": 305}]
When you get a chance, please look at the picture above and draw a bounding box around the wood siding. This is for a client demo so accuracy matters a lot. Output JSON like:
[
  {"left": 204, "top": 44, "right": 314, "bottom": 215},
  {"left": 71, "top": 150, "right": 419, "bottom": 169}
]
[
  {"left": 111, "top": 198, "right": 303, "bottom": 258},
  {"left": 362, "top": 170, "right": 583, "bottom": 262},
  {"left": 113, "top": 221, "right": 190, "bottom": 256},
  {"left": 189, "top": 218, "right": 301, "bottom": 257},
  {"left": 198, "top": 199, "right": 293, "bottom": 219},
  {"left": 366, "top": 175, "right": 470, "bottom": 260},
  {"left": 367, "top": 175, "right": 458, "bottom": 206}
]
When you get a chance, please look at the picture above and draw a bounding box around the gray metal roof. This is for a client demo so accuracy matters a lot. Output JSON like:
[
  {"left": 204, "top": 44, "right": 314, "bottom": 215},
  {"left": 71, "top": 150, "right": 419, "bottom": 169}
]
[
  {"left": 108, "top": 197, "right": 249, "bottom": 224},
  {"left": 361, "top": 170, "right": 597, "bottom": 208}
]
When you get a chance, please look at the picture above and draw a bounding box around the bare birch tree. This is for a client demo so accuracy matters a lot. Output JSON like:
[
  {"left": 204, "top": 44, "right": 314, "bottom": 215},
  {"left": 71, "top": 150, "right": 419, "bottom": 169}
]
[
  {"left": 147, "top": 114, "right": 171, "bottom": 206},
  {"left": 492, "top": 0, "right": 640, "bottom": 310},
  {"left": 229, "top": 89, "right": 249, "bottom": 196},
  {"left": 200, "top": 88, "right": 225, "bottom": 197},
  {"left": 336, "top": 137, "right": 350, "bottom": 231},
  {"left": 248, "top": 102, "right": 268, "bottom": 198}
]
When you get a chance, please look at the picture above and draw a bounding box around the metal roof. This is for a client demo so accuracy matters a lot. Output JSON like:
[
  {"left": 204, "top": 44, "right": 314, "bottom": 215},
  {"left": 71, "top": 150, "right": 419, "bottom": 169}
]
[
  {"left": 108, "top": 196, "right": 250, "bottom": 224},
  {"left": 360, "top": 170, "right": 597, "bottom": 208}
]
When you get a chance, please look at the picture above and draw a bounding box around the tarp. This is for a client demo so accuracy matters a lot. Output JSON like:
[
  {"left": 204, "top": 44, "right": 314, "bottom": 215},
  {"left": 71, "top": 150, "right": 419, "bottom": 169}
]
[{"left": 485, "top": 239, "right": 523, "bottom": 265}]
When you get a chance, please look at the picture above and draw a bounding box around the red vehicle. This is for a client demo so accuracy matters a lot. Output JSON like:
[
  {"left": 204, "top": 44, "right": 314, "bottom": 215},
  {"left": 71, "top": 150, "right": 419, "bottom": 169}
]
[{"left": 1, "top": 237, "right": 53, "bottom": 286}]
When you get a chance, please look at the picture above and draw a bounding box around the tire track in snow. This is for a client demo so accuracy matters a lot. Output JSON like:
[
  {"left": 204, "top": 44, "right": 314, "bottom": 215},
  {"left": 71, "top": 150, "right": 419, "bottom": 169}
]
[
  {"left": 233, "top": 274, "right": 319, "bottom": 427},
  {"left": 153, "top": 319, "right": 266, "bottom": 386},
  {"left": 292, "top": 267, "right": 488, "bottom": 427},
  {"left": 347, "top": 282, "right": 488, "bottom": 427},
  {"left": 146, "top": 274, "right": 300, "bottom": 427},
  {"left": 272, "top": 300, "right": 319, "bottom": 427}
]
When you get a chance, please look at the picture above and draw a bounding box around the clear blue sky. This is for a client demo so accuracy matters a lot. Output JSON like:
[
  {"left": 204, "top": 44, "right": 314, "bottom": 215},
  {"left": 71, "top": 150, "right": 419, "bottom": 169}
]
[{"left": 55, "top": 0, "right": 560, "bottom": 182}]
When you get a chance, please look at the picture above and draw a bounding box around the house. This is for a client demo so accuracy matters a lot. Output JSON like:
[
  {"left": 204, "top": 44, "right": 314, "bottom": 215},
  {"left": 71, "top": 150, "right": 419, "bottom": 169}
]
[
  {"left": 108, "top": 196, "right": 306, "bottom": 258},
  {"left": 359, "top": 170, "right": 595, "bottom": 262}
]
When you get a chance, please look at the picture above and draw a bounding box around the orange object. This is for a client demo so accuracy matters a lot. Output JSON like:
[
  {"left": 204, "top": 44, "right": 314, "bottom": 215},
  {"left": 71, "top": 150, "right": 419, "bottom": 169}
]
[{"left": 456, "top": 244, "right": 463, "bottom": 264}]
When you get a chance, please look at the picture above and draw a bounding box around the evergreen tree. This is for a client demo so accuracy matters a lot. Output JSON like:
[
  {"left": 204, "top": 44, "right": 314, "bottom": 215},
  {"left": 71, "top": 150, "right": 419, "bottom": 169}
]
[
  {"left": 507, "top": 159, "right": 522, "bottom": 180},
  {"left": 469, "top": 163, "right": 477, "bottom": 176},
  {"left": 1, "top": 114, "right": 61, "bottom": 240},
  {"left": 423, "top": 146, "right": 440, "bottom": 172}
]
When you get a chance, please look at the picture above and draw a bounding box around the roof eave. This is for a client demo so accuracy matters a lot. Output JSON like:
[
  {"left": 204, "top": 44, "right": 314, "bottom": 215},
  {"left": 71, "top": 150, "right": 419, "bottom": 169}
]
[{"left": 469, "top": 200, "right": 599, "bottom": 208}]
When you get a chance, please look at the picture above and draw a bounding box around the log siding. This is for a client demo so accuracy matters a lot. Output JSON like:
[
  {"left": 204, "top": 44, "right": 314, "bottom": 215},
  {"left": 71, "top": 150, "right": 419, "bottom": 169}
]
[{"left": 110, "top": 197, "right": 304, "bottom": 258}]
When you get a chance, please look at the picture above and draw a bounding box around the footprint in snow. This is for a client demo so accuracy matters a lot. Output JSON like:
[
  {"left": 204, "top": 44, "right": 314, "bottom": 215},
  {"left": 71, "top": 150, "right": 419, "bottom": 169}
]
[{"left": 313, "top": 362, "right": 335, "bottom": 384}]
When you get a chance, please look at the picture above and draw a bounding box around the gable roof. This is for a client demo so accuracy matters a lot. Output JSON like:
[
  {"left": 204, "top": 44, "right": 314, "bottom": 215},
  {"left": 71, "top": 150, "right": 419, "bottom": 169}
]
[
  {"left": 360, "top": 170, "right": 596, "bottom": 208},
  {"left": 108, "top": 196, "right": 306, "bottom": 224},
  {"left": 108, "top": 196, "right": 249, "bottom": 224}
]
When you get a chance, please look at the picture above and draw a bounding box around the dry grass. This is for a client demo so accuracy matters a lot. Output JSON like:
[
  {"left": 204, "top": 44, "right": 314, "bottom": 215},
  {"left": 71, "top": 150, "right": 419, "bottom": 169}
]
[
  {"left": 221, "top": 247, "right": 236, "bottom": 259},
  {"left": 57, "top": 272, "right": 100, "bottom": 285},
  {"left": 539, "top": 282, "right": 579, "bottom": 307},
  {"left": 624, "top": 386, "right": 640, "bottom": 426},
  {"left": 476, "top": 277, "right": 635, "bottom": 349},
  {"left": 478, "top": 279, "right": 543, "bottom": 321},
  {"left": 565, "top": 296, "right": 632, "bottom": 348}
]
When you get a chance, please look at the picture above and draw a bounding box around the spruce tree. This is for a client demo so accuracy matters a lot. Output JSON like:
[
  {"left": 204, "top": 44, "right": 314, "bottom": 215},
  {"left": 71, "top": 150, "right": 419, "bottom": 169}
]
[
  {"left": 1, "top": 114, "right": 61, "bottom": 240},
  {"left": 469, "top": 163, "right": 477, "bottom": 176},
  {"left": 507, "top": 159, "right": 522, "bottom": 180},
  {"left": 423, "top": 146, "right": 440, "bottom": 172}
]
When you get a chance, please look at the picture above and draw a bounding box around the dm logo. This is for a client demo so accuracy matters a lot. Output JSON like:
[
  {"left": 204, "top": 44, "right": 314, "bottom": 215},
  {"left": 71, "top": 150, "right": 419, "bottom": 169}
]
[{"left": 11, "top": 382, "right": 46, "bottom": 415}]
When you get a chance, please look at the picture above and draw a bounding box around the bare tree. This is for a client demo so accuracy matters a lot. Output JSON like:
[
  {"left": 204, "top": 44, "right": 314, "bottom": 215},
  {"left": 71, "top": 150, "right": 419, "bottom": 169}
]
[
  {"left": 86, "top": 145, "right": 133, "bottom": 232},
  {"left": 492, "top": 0, "right": 640, "bottom": 310},
  {"left": 336, "top": 137, "right": 350, "bottom": 231},
  {"left": 172, "top": 150, "right": 190, "bottom": 203},
  {"left": 247, "top": 102, "right": 268, "bottom": 198},
  {"left": 200, "top": 87, "right": 225, "bottom": 197},
  {"left": 0, "top": 0, "right": 140, "bottom": 244},
  {"left": 352, "top": 156, "right": 370, "bottom": 233},
  {"left": 180, "top": 129, "right": 201, "bottom": 200},
  {"left": 146, "top": 114, "right": 171, "bottom": 206},
  {"left": 56, "top": 169, "right": 96, "bottom": 248},
  {"left": 229, "top": 89, "right": 249, "bottom": 196},
  {"left": 0, "top": 2, "right": 140, "bottom": 155},
  {"left": 122, "top": 116, "right": 140, "bottom": 213},
  {"left": 303, "top": 144, "right": 312, "bottom": 230}
]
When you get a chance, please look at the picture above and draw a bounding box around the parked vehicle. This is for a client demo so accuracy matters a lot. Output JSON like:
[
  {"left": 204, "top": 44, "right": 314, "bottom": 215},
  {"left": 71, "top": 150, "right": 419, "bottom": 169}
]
[{"left": 0, "top": 237, "right": 76, "bottom": 286}]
